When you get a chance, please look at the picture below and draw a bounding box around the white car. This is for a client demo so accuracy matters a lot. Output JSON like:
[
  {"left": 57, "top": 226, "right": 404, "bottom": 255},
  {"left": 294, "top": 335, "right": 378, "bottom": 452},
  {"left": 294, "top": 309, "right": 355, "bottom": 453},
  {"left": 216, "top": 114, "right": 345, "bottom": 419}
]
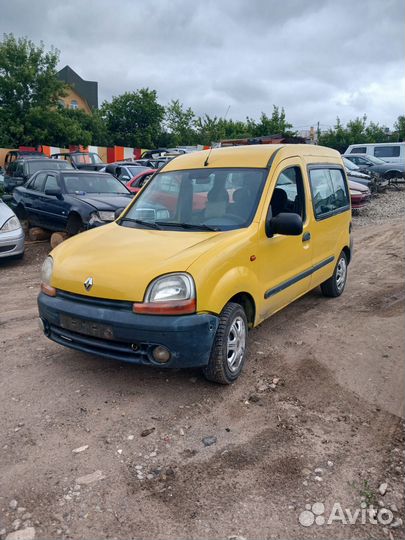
[{"left": 0, "top": 198, "right": 25, "bottom": 259}]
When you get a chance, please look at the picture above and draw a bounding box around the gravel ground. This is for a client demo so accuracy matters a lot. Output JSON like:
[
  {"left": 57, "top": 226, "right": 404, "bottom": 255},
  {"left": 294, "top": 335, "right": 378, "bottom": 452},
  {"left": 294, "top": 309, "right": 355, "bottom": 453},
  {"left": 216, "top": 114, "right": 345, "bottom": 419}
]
[
  {"left": 0, "top": 204, "right": 404, "bottom": 540},
  {"left": 352, "top": 186, "right": 405, "bottom": 227}
]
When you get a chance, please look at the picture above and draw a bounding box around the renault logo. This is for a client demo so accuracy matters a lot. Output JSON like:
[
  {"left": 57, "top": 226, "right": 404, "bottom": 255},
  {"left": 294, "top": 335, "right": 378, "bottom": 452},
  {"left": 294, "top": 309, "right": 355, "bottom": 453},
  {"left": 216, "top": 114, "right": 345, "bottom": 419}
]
[{"left": 84, "top": 277, "right": 93, "bottom": 291}]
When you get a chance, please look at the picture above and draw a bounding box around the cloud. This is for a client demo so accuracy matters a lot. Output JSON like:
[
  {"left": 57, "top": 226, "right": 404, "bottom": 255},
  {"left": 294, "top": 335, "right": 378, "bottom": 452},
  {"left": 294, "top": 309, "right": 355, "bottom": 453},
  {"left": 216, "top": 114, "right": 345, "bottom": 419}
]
[{"left": 1, "top": 0, "right": 404, "bottom": 130}]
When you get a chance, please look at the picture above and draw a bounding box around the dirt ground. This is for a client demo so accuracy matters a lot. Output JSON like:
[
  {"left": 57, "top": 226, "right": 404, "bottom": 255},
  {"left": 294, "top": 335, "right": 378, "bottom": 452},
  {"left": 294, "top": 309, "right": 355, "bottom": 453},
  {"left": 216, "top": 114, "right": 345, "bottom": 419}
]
[{"left": 0, "top": 196, "right": 404, "bottom": 540}]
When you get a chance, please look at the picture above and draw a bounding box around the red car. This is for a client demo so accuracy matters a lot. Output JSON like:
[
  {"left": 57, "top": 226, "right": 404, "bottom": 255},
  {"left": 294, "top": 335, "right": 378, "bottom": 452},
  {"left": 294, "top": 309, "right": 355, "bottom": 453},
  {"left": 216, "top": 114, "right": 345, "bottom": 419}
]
[
  {"left": 126, "top": 169, "right": 156, "bottom": 194},
  {"left": 349, "top": 179, "right": 371, "bottom": 209}
]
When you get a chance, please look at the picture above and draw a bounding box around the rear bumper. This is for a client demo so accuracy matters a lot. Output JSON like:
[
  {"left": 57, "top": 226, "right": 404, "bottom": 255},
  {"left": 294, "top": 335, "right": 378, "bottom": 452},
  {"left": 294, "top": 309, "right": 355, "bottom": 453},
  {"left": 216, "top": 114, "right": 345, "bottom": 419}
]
[
  {"left": 0, "top": 227, "right": 25, "bottom": 258},
  {"left": 38, "top": 291, "right": 219, "bottom": 368}
]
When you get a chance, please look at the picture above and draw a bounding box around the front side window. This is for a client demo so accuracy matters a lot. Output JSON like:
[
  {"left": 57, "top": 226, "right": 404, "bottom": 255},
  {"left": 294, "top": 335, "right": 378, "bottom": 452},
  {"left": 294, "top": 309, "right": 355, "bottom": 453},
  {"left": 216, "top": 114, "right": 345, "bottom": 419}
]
[
  {"left": 374, "top": 146, "right": 400, "bottom": 158},
  {"left": 269, "top": 166, "right": 305, "bottom": 220},
  {"left": 121, "top": 168, "right": 268, "bottom": 231},
  {"left": 43, "top": 174, "right": 59, "bottom": 192},
  {"left": 63, "top": 174, "right": 129, "bottom": 194},
  {"left": 28, "top": 172, "right": 47, "bottom": 191},
  {"left": 309, "top": 168, "right": 349, "bottom": 219},
  {"left": 350, "top": 147, "right": 366, "bottom": 153}
]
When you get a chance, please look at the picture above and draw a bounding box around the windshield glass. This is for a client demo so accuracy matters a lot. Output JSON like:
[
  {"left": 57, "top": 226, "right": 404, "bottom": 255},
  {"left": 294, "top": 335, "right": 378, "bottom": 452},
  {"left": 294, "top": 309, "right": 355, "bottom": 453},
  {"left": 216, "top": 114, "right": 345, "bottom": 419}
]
[
  {"left": 120, "top": 168, "right": 267, "bottom": 231},
  {"left": 71, "top": 153, "right": 103, "bottom": 165},
  {"left": 63, "top": 174, "right": 129, "bottom": 194},
  {"left": 365, "top": 155, "right": 386, "bottom": 165},
  {"left": 342, "top": 157, "right": 359, "bottom": 170},
  {"left": 127, "top": 166, "right": 149, "bottom": 176},
  {"left": 27, "top": 160, "right": 73, "bottom": 175}
]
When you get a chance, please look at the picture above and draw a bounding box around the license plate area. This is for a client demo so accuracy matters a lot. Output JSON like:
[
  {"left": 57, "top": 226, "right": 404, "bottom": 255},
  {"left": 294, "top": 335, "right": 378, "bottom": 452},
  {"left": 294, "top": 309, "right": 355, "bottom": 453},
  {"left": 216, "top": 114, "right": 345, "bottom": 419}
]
[{"left": 60, "top": 314, "right": 114, "bottom": 340}]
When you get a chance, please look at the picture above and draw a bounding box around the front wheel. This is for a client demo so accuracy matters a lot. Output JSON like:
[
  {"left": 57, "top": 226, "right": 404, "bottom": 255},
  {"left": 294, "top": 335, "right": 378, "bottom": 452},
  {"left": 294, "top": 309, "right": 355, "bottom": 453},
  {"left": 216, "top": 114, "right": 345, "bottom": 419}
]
[
  {"left": 320, "top": 251, "right": 348, "bottom": 297},
  {"left": 203, "top": 302, "right": 248, "bottom": 384}
]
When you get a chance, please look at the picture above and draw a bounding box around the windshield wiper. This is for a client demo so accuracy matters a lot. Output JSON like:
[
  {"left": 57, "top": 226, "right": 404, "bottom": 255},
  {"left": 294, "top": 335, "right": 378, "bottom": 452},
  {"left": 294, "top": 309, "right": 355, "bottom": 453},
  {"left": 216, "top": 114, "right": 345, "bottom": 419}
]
[
  {"left": 120, "top": 218, "right": 161, "bottom": 229},
  {"left": 155, "top": 221, "right": 219, "bottom": 231}
]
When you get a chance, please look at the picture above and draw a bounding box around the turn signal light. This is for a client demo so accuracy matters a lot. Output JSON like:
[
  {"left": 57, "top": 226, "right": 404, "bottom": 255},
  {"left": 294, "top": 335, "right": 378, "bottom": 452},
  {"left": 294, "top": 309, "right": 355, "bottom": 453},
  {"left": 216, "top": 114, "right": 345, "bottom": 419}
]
[
  {"left": 133, "top": 299, "right": 196, "bottom": 315},
  {"left": 41, "top": 283, "right": 56, "bottom": 297}
]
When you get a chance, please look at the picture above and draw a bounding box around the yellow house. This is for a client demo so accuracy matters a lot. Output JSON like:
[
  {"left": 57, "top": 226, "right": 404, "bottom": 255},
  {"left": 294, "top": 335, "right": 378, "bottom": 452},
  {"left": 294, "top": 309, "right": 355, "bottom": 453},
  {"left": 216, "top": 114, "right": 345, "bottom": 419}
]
[{"left": 57, "top": 65, "right": 98, "bottom": 114}]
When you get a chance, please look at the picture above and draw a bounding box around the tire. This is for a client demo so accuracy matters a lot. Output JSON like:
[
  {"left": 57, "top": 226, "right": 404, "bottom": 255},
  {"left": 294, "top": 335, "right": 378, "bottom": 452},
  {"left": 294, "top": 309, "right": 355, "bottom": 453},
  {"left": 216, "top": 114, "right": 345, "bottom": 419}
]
[
  {"left": 203, "top": 302, "right": 248, "bottom": 384},
  {"left": 321, "top": 251, "right": 348, "bottom": 298},
  {"left": 66, "top": 214, "right": 84, "bottom": 236}
]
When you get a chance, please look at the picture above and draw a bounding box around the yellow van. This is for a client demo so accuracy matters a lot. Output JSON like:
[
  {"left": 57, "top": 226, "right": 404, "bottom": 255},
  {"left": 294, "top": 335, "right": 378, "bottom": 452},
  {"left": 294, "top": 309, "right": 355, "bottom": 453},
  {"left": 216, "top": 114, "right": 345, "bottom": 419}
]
[{"left": 38, "top": 145, "right": 352, "bottom": 384}]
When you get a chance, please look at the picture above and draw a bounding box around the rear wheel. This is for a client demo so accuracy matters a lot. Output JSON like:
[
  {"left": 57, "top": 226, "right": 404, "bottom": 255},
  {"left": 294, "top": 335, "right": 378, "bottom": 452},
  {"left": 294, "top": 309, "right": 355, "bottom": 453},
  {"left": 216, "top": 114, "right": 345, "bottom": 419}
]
[
  {"left": 66, "top": 214, "right": 84, "bottom": 236},
  {"left": 320, "top": 251, "right": 348, "bottom": 297},
  {"left": 203, "top": 302, "right": 248, "bottom": 384}
]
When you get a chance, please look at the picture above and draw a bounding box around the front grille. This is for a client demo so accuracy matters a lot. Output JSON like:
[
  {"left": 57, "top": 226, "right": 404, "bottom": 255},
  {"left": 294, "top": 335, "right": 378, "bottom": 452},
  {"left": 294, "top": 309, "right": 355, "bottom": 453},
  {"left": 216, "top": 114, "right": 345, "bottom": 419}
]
[
  {"left": 0, "top": 244, "right": 16, "bottom": 253},
  {"left": 49, "top": 324, "right": 152, "bottom": 364},
  {"left": 57, "top": 290, "right": 133, "bottom": 310}
]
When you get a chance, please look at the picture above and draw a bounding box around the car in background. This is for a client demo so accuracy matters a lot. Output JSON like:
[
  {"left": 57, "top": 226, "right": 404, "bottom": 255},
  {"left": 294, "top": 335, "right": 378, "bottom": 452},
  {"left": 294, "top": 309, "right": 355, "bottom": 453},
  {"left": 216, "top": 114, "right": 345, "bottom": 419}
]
[
  {"left": 3, "top": 158, "right": 74, "bottom": 193},
  {"left": 0, "top": 167, "right": 4, "bottom": 190},
  {"left": 344, "top": 154, "right": 405, "bottom": 183},
  {"left": 342, "top": 157, "right": 377, "bottom": 192},
  {"left": 4, "top": 149, "right": 46, "bottom": 168},
  {"left": 133, "top": 157, "right": 174, "bottom": 169},
  {"left": 126, "top": 169, "right": 156, "bottom": 193},
  {"left": 50, "top": 151, "right": 105, "bottom": 171},
  {"left": 345, "top": 142, "right": 405, "bottom": 163},
  {"left": 348, "top": 179, "right": 371, "bottom": 210},
  {"left": 0, "top": 198, "right": 24, "bottom": 260},
  {"left": 102, "top": 162, "right": 151, "bottom": 183},
  {"left": 12, "top": 171, "right": 133, "bottom": 236}
]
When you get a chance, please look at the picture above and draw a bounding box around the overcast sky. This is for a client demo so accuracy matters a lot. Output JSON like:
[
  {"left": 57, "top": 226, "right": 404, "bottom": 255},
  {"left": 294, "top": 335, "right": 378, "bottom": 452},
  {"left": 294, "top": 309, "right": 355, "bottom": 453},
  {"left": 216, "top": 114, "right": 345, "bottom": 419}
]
[{"left": 1, "top": 0, "right": 404, "bottom": 131}]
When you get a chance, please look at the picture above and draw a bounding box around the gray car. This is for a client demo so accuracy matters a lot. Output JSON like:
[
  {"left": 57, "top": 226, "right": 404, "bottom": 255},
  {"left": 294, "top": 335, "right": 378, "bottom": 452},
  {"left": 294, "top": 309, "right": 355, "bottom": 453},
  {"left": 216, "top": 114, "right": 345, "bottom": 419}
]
[
  {"left": 344, "top": 154, "right": 405, "bottom": 181},
  {"left": 0, "top": 199, "right": 25, "bottom": 259}
]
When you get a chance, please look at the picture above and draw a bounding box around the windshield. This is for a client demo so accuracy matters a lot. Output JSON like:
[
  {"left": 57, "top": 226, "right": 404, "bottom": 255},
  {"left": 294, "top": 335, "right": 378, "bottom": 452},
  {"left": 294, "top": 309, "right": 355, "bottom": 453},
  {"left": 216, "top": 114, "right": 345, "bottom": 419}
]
[
  {"left": 364, "top": 155, "right": 386, "bottom": 165},
  {"left": 127, "top": 166, "right": 149, "bottom": 176},
  {"left": 342, "top": 157, "right": 359, "bottom": 171},
  {"left": 63, "top": 174, "right": 130, "bottom": 194},
  {"left": 120, "top": 168, "right": 267, "bottom": 231},
  {"left": 71, "top": 153, "right": 103, "bottom": 165},
  {"left": 27, "top": 160, "right": 73, "bottom": 175}
]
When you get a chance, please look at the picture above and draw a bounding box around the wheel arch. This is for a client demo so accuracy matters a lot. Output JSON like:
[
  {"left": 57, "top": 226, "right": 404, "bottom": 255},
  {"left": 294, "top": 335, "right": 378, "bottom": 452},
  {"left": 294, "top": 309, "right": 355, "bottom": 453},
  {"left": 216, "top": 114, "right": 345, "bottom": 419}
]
[{"left": 227, "top": 292, "right": 256, "bottom": 328}]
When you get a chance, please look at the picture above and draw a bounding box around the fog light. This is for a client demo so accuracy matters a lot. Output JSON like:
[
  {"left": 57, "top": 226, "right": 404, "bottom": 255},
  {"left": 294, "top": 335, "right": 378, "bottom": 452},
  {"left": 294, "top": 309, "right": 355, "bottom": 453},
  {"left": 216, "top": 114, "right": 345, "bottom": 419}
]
[{"left": 152, "top": 345, "right": 171, "bottom": 363}]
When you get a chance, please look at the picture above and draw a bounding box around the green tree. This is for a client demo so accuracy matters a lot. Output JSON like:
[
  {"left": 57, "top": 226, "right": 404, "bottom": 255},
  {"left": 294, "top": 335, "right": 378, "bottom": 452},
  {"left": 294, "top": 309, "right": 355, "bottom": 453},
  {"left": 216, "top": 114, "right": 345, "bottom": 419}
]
[
  {"left": 100, "top": 89, "right": 165, "bottom": 148},
  {"left": 393, "top": 115, "right": 405, "bottom": 141},
  {"left": 164, "top": 99, "right": 197, "bottom": 146},
  {"left": 247, "top": 106, "right": 295, "bottom": 138},
  {"left": 0, "top": 33, "right": 66, "bottom": 146}
]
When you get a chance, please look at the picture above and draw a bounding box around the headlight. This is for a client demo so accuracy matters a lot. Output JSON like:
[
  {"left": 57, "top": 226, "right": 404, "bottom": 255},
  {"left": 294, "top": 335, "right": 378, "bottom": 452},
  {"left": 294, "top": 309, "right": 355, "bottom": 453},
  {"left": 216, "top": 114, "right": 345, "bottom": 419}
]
[
  {"left": 0, "top": 215, "right": 21, "bottom": 233},
  {"left": 89, "top": 211, "right": 115, "bottom": 225},
  {"left": 145, "top": 273, "right": 195, "bottom": 302},
  {"left": 41, "top": 256, "right": 53, "bottom": 285},
  {"left": 98, "top": 211, "right": 115, "bottom": 222},
  {"left": 350, "top": 190, "right": 362, "bottom": 196}
]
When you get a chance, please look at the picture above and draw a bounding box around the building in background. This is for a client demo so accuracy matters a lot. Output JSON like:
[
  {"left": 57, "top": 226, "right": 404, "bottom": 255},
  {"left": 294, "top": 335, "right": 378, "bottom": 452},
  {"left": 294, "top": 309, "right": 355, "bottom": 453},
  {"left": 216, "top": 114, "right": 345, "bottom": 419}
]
[{"left": 57, "top": 65, "right": 98, "bottom": 113}]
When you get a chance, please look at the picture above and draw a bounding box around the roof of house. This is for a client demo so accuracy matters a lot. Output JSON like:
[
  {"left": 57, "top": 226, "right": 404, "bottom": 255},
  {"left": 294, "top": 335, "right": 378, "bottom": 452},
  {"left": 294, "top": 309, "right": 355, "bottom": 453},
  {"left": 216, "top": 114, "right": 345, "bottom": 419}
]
[{"left": 57, "top": 65, "right": 98, "bottom": 109}]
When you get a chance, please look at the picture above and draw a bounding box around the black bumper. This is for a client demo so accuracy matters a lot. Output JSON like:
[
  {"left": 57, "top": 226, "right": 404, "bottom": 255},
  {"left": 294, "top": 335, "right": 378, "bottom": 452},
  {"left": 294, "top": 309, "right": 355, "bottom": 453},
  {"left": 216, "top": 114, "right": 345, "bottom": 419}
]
[{"left": 38, "top": 291, "right": 219, "bottom": 368}]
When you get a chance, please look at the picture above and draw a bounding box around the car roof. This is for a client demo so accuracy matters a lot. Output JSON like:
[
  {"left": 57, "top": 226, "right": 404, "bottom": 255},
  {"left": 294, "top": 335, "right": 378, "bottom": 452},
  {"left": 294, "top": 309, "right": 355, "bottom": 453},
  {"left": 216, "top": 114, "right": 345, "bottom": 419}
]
[
  {"left": 61, "top": 170, "right": 110, "bottom": 175},
  {"left": 163, "top": 144, "right": 341, "bottom": 171},
  {"left": 16, "top": 157, "right": 57, "bottom": 162}
]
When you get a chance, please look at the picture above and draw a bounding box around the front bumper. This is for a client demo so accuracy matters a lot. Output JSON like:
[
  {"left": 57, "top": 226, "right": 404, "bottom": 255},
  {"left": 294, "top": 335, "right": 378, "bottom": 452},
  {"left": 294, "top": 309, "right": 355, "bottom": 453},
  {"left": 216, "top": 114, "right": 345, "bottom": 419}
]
[
  {"left": 38, "top": 291, "right": 219, "bottom": 368},
  {"left": 0, "top": 227, "right": 25, "bottom": 258}
]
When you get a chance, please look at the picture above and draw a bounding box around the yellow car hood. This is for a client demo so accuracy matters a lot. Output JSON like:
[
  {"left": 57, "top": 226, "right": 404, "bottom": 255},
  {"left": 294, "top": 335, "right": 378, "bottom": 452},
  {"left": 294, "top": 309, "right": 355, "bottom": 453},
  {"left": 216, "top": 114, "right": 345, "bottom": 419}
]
[{"left": 51, "top": 222, "right": 230, "bottom": 301}]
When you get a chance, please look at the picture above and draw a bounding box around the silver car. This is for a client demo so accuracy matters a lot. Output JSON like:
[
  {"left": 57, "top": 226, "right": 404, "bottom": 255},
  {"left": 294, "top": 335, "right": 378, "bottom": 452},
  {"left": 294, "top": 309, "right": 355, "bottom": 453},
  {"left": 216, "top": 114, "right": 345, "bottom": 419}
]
[{"left": 0, "top": 198, "right": 25, "bottom": 259}]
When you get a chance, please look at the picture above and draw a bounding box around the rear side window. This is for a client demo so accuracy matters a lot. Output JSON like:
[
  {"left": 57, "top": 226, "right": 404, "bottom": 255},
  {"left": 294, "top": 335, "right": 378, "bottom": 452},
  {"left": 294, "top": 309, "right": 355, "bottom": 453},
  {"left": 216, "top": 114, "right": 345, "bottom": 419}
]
[
  {"left": 374, "top": 146, "right": 400, "bottom": 158},
  {"left": 309, "top": 167, "right": 349, "bottom": 219},
  {"left": 350, "top": 147, "right": 366, "bottom": 154}
]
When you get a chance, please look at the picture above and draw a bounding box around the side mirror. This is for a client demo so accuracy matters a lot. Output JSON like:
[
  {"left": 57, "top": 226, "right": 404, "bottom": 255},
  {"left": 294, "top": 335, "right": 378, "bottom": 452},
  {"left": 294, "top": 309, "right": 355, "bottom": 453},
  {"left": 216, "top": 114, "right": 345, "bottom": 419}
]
[
  {"left": 114, "top": 207, "right": 125, "bottom": 220},
  {"left": 45, "top": 188, "right": 63, "bottom": 199},
  {"left": 267, "top": 212, "right": 303, "bottom": 237}
]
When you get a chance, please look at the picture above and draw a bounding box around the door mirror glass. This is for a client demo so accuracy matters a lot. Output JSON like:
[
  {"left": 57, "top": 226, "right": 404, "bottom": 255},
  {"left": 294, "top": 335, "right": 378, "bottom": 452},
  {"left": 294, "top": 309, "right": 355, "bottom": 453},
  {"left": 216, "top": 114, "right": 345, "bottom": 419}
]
[{"left": 267, "top": 212, "right": 303, "bottom": 237}]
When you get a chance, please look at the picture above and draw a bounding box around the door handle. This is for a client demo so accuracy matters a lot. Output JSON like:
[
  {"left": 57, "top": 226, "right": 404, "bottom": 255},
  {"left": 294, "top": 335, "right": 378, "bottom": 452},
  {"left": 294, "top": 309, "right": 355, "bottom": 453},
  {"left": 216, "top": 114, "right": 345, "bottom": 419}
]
[{"left": 302, "top": 232, "right": 311, "bottom": 242}]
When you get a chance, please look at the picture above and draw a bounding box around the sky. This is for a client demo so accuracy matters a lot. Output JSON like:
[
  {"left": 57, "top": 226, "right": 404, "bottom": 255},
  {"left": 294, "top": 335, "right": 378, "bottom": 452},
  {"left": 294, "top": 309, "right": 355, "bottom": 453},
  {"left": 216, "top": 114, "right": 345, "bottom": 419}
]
[{"left": 1, "top": 0, "right": 404, "bottom": 132}]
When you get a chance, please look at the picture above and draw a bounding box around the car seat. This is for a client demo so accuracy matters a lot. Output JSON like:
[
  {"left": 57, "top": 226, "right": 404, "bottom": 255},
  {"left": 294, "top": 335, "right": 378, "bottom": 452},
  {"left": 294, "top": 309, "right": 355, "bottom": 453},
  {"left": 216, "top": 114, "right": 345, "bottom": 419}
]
[{"left": 271, "top": 188, "right": 288, "bottom": 216}]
